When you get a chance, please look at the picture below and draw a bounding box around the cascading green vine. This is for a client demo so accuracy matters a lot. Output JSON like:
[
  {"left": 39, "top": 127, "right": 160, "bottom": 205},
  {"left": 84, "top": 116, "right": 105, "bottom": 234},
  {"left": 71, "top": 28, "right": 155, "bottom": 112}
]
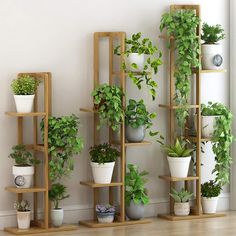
[{"left": 160, "top": 10, "right": 200, "bottom": 130}]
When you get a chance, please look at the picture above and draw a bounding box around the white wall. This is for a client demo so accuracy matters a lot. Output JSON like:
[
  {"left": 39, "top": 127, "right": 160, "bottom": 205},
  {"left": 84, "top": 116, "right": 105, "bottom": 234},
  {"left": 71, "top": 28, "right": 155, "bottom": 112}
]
[{"left": 0, "top": 0, "right": 229, "bottom": 229}]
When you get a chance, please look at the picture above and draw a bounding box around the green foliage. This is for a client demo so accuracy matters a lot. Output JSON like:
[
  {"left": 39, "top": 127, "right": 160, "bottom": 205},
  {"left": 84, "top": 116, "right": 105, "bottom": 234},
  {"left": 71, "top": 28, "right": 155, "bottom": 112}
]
[
  {"left": 201, "top": 180, "right": 221, "bottom": 198},
  {"left": 201, "top": 23, "right": 225, "bottom": 44},
  {"left": 160, "top": 10, "right": 200, "bottom": 129},
  {"left": 40, "top": 115, "right": 84, "bottom": 182},
  {"left": 9, "top": 144, "right": 40, "bottom": 166},
  {"left": 11, "top": 75, "right": 40, "bottom": 95},
  {"left": 92, "top": 84, "right": 124, "bottom": 131},
  {"left": 14, "top": 200, "right": 30, "bottom": 212},
  {"left": 49, "top": 183, "right": 70, "bottom": 209},
  {"left": 114, "top": 32, "right": 162, "bottom": 100},
  {"left": 169, "top": 188, "right": 193, "bottom": 203},
  {"left": 89, "top": 143, "right": 120, "bottom": 164},
  {"left": 125, "top": 164, "right": 149, "bottom": 206}
]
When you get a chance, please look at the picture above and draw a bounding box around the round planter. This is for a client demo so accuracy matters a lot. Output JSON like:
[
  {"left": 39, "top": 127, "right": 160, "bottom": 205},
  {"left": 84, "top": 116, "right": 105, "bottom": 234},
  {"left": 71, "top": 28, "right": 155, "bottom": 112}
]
[
  {"left": 174, "top": 202, "right": 190, "bottom": 216},
  {"left": 126, "top": 125, "right": 145, "bottom": 143},
  {"left": 12, "top": 165, "right": 34, "bottom": 188},
  {"left": 126, "top": 200, "right": 144, "bottom": 220},
  {"left": 202, "top": 196, "right": 218, "bottom": 214},
  {"left": 201, "top": 44, "right": 223, "bottom": 70},
  {"left": 14, "top": 95, "right": 35, "bottom": 113},
  {"left": 51, "top": 208, "right": 64, "bottom": 227},
  {"left": 201, "top": 115, "right": 220, "bottom": 138},
  {"left": 97, "top": 212, "right": 115, "bottom": 223},
  {"left": 127, "top": 53, "right": 145, "bottom": 72},
  {"left": 91, "top": 162, "right": 115, "bottom": 184},
  {"left": 17, "top": 211, "right": 31, "bottom": 230},
  {"left": 167, "top": 156, "right": 191, "bottom": 178}
]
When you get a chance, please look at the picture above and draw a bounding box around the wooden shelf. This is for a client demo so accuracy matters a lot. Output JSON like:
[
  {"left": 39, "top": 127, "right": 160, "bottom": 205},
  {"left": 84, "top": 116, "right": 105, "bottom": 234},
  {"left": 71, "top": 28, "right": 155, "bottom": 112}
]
[
  {"left": 159, "top": 104, "right": 199, "bottom": 109},
  {"left": 192, "top": 69, "right": 227, "bottom": 73},
  {"left": 112, "top": 141, "right": 152, "bottom": 147},
  {"left": 25, "top": 144, "right": 45, "bottom": 152},
  {"left": 5, "top": 112, "right": 46, "bottom": 117},
  {"left": 80, "top": 108, "right": 97, "bottom": 113},
  {"left": 112, "top": 71, "right": 151, "bottom": 77},
  {"left": 159, "top": 35, "right": 199, "bottom": 40},
  {"left": 186, "top": 136, "right": 212, "bottom": 142},
  {"left": 159, "top": 175, "right": 199, "bottom": 182},
  {"left": 5, "top": 186, "right": 46, "bottom": 193},
  {"left": 80, "top": 181, "right": 123, "bottom": 188}
]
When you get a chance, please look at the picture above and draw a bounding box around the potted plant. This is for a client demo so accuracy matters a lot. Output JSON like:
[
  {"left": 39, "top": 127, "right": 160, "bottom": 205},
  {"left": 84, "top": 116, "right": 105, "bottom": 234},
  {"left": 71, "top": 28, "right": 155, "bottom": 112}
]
[
  {"left": 201, "top": 23, "right": 225, "bottom": 70},
  {"left": 9, "top": 144, "right": 40, "bottom": 188},
  {"left": 11, "top": 75, "right": 40, "bottom": 113},
  {"left": 114, "top": 32, "right": 162, "bottom": 100},
  {"left": 14, "top": 200, "right": 31, "bottom": 230},
  {"left": 96, "top": 204, "right": 116, "bottom": 223},
  {"left": 49, "top": 183, "right": 69, "bottom": 227},
  {"left": 89, "top": 143, "right": 120, "bottom": 184},
  {"left": 91, "top": 84, "right": 124, "bottom": 131},
  {"left": 201, "top": 180, "right": 221, "bottom": 214},
  {"left": 125, "top": 164, "right": 149, "bottom": 220},
  {"left": 162, "top": 138, "right": 194, "bottom": 178},
  {"left": 169, "top": 188, "right": 193, "bottom": 216}
]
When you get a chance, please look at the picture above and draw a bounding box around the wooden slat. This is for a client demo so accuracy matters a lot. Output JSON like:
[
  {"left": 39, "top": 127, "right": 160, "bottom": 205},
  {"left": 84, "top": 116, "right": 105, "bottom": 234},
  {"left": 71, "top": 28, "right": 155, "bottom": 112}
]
[
  {"left": 192, "top": 69, "right": 227, "bottom": 73},
  {"left": 5, "top": 187, "right": 46, "bottom": 193},
  {"left": 80, "top": 108, "right": 97, "bottom": 113},
  {"left": 5, "top": 112, "right": 46, "bottom": 117},
  {"left": 159, "top": 104, "right": 200, "bottom": 109},
  {"left": 186, "top": 136, "right": 211, "bottom": 142},
  {"left": 159, "top": 175, "right": 199, "bottom": 182},
  {"left": 112, "top": 71, "right": 152, "bottom": 77},
  {"left": 80, "top": 181, "right": 123, "bottom": 188},
  {"left": 112, "top": 141, "right": 152, "bottom": 146}
]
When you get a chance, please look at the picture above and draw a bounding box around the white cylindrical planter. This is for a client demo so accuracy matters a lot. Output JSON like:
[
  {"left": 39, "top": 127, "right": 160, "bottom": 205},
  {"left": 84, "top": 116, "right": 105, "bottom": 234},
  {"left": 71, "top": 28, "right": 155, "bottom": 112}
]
[
  {"left": 12, "top": 166, "right": 34, "bottom": 188},
  {"left": 127, "top": 53, "right": 145, "bottom": 72},
  {"left": 14, "top": 95, "right": 35, "bottom": 113},
  {"left": 201, "top": 116, "right": 220, "bottom": 138},
  {"left": 91, "top": 162, "right": 115, "bottom": 184},
  {"left": 51, "top": 208, "right": 64, "bottom": 227},
  {"left": 97, "top": 212, "right": 115, "bottom": 223},
  {"left": 167, "top": 156, "right": 191, "bottom": 178},
  {"left": 174, "top": 202, "right": 190, "bottom": 216},
  {"left": 17, "top": 211, "right": 31, "bottom": 229},
  {"left": 202, "top": 197, "right": 218, "bottom": 214},
  {"left": 201, "top": 44, "right": 223, "bottom": 70}
]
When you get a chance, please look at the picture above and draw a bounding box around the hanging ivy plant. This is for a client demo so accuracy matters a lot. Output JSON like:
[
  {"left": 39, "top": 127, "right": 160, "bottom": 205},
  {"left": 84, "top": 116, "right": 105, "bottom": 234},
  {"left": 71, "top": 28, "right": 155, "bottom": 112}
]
[{"left": 160, "top": 10, "right": 200, "bottom": 129}]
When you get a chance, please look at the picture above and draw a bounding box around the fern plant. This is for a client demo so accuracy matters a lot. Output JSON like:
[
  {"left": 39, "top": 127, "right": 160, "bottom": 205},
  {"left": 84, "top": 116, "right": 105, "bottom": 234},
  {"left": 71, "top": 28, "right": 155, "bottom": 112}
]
[{"left": 202, "top": 23, "right": 225, "bottom": 44}]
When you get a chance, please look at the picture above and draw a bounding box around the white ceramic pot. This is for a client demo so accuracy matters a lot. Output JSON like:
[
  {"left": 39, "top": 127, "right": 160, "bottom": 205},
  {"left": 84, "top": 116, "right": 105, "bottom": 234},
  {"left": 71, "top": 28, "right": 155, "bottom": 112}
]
[
  {"left": 174, "top": 202, "right": 190, "bottom": 216},
  {"left": 14, "top": 95, "right": 35, "bottom": 113},
  {"left": 91, "top": 162, "right": 115, "bottom": 184},
  {"left": 201, "top": 115, "right": 220, "bottom": 138},
  {"left": 97, "top": 212, "right": 115, "bottom": 223},
  {"left": 201, "top": 44, "right": 223, "bottom": 70},
  {"left": 12, "top": 166, "right": 34, "bottom": 188},
  {"left": 17, "top": 211, "right": 31, "bottom": 229},
  {"left": 202, "top": 196, "right": 218, "bottom": 214},
  {"left": 127, "top": 53, "right": 145, "bottom": 72},
  {"left": 51, "top": 208, "right": 64, "bottom": 227},
  {"left": 167, "top": 156, "right": 191, "bottom": 178}
]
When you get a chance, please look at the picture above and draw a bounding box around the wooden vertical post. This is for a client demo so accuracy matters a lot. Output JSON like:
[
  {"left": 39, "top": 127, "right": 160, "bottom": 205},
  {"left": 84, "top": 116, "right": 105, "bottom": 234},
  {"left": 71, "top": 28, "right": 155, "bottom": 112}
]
[{"left": 17, "top": 117, "right": 23, "bottom": 202}]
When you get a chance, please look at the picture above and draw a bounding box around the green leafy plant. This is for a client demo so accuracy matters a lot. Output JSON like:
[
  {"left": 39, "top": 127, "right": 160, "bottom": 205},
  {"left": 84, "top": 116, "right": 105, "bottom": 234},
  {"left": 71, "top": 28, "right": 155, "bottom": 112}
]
[
  {"left": 125, "top": 164, "right": 149, "bottom": 206},
  {"left": 89, "top": 143, "right": 120, "bottom": 164},
  {"left": 14, "top": 200, "right": 30, "bottom": 212},
  {"left": 40, "top": 115, "right": 84, "bottom": 182},
  {"left": 49, "top": 183, "right": 70, "bottom": 209},
  {"left": 201, "top": 180, "right": 221, "bottom": 198},
  {"left": 169, "top": 188, "right": 193, "bottom": 203},
  {"left": 9, "top": 144, "right": 40, "bottom": 166},
  {"left": 92, "top": 84, "right": 124, "bottom": 131},
  {"left": 11, "top": 75, "right": 40, "bottom": 95},
  {"left": 201, "top": 23, "right": 225, "bottom": 44},
  {"left": 114, "top": 32, "right": 162, "bottom": 100},
  {"left": 160, "top": 10, "right": 200, "bottom": 129}
]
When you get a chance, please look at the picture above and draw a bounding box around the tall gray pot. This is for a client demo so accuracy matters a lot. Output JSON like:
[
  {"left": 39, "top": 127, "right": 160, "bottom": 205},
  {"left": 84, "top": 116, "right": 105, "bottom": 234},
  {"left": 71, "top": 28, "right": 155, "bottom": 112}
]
[
  {"left": 126, "top": 200, "right": 144, "bottom": 220},
  {"left": 126, "top": 125, "right": 145, "bottom": 143}
]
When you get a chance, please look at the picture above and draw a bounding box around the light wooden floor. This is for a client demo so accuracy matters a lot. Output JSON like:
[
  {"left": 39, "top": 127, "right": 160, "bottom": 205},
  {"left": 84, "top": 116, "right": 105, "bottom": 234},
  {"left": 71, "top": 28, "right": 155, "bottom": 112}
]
[{"left": 2, "top": 211, "right": 236, "bottom": 236}]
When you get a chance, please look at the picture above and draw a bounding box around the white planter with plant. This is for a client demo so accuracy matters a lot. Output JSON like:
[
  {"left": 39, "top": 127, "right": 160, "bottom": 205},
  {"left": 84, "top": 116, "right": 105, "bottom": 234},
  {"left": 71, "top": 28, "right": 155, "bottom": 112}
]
[
  {"left": 89, "top": 143, "right": 119, "bottom": 184},
  {"left": 170, "top": 188, "right": 193, "bottom": 216},
  {"left": 201, "top": 23, "right": 225, "bottom": 70},
  {"left": 11, "top": 75, "right": 40, "bottom": 113},
  {"left": 14, "top": 200, "right": 31, "bottom": 230},
  {"left": 127, "top": 53, "right": 145, "bottom": 72},
  {"left": 96, "top": 205, "right": 115, "bottom": 223}
]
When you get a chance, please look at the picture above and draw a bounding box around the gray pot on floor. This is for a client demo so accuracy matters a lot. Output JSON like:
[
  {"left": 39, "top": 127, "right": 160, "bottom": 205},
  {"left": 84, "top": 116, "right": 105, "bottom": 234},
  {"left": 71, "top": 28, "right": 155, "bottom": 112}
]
[
  {"left": 126, "top": 125, "right": 145, "bottom": 143},
  {"left": 126, "top": 200, "right": 144, "bottom": 220}
]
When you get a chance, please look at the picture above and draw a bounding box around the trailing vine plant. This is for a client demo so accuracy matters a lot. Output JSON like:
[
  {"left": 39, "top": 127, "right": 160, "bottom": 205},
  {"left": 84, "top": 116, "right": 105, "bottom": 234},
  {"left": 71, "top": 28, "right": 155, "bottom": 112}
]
[{"left": 160, "top": 10, "right": 200, "bottom": 130}]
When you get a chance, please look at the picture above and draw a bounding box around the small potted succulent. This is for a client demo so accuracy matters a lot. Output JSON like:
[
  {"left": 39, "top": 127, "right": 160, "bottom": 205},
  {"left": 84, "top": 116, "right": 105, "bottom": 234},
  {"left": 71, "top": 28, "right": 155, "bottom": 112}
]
[
  {"left": 49, "top": 183, "right": 70, "bottom": 227},
  {"left": 96, "top": 204, "right": 116, "bottom": 223},
  {"left": 125, "top": 164, "right": 149, "bottom": 220},
  {"left": 11, "top": 75, "right": 40, "bottom": 113},
  {"left": 14, "top": 200, "right": 31, "bottom": 230},
  {"left": 89, "top": 143, "right": 120, "bottom": 184},
  {"left": 201, "top": 180, "right": 221, "bottom": 214},
  {"left": 9, "top": 144, "right": 40, "bottom": 188},
  {"left": 162, "top": 138, "right": 194, "bottom": 178},
  {"left": 201, "top": 23, "right": 225, "bottom": 69},
  {"left": 169, "top": 188, "right": 193, "bottom": 216}
]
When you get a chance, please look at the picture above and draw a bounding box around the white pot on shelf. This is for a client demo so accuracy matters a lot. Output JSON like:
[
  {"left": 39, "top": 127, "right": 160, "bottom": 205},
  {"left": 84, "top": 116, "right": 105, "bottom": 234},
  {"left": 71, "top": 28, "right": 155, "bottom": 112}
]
[
  {"left": 201, "top": 115, "right": 220, "bottom": 138},
  {"left": 12, "top": 165, "right": 34, "bottom": 188},
  {"left": 51, "top": 208, "right": 64, "bottom": 227},
  {"left": 126, "top": 53, "right": 145, "bottom": 72},
  {"left": 17, "top": 211, "right": 31, "bottom": 229},
  {"left": 174, "top": 202, "right": 190, "bottom": 216},
  {"left": 202, "top": 196, "right": 218, "bottom": 214},
  {"left": 14, "top": 95, "right": 35, "bottom": 113}
]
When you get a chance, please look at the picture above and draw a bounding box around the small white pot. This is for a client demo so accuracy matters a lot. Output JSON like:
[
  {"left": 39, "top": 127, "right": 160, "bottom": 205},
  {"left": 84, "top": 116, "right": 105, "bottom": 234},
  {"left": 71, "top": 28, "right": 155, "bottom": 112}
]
[
  {"left": 17, "top": 211, "right": 31, "bottom": 229},
  {"left": 91, "top": 162, "right": 115, "bottom": 184},
  {"left": 201, "top": 115, "right": 220, "bottom": 138},
  {"left": 51, "top": 208, "right": 64, "bottom": 227},
  {"left": 12, "top": 166, "right": 34, "bottom": 188},
  {"left": 97, "top": 212, "right": 115, "bottom": 223},
  {"left": 174, "top": 202, "right": 190, "bottom": 216},
  {"left": 127, "top": 53, "right": 145, "bottom": 72},
  {"left": 167, "top": 156, "right": 191, "bottom": 178},
  {"left": 14, "top": 95, "right": 35, "bottom": 113},
  {"left": 201, "top": 44, "right": 223, "bottom": 70},
  {"left": 202, "top": 196, "right": 218, "bottom": 214}
]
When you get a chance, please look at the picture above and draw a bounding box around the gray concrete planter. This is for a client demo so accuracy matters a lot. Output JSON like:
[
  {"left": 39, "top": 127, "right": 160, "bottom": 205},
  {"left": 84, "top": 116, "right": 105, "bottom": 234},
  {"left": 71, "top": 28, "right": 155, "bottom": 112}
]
[
  {"left": 126, "top": 200, "right": 144, "bottom": 220},
  {"left": 126, "top": 125, "right": 145, "bottom": 143}
]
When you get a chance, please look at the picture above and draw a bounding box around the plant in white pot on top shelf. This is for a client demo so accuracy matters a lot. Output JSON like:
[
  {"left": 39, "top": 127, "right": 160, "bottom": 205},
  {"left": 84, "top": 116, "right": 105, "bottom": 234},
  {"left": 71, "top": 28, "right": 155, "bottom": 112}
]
[
  {"left": 96, "top": 204, "right": 116, "bottom": 223},
  {"left": 11, "top": 75, "right": 40, "bottom": 113},
  {"left": 14, "top": 200, "right": 31, "bottom": 230},
  {"left": 201, "top": 23, "right": 225, "bottom": 70},
  {"left": 89, "top": 143, "right": 120, "bottom": 184},
  {"left": 9, "top": 144, "right": 40, "bottom": 188}
]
